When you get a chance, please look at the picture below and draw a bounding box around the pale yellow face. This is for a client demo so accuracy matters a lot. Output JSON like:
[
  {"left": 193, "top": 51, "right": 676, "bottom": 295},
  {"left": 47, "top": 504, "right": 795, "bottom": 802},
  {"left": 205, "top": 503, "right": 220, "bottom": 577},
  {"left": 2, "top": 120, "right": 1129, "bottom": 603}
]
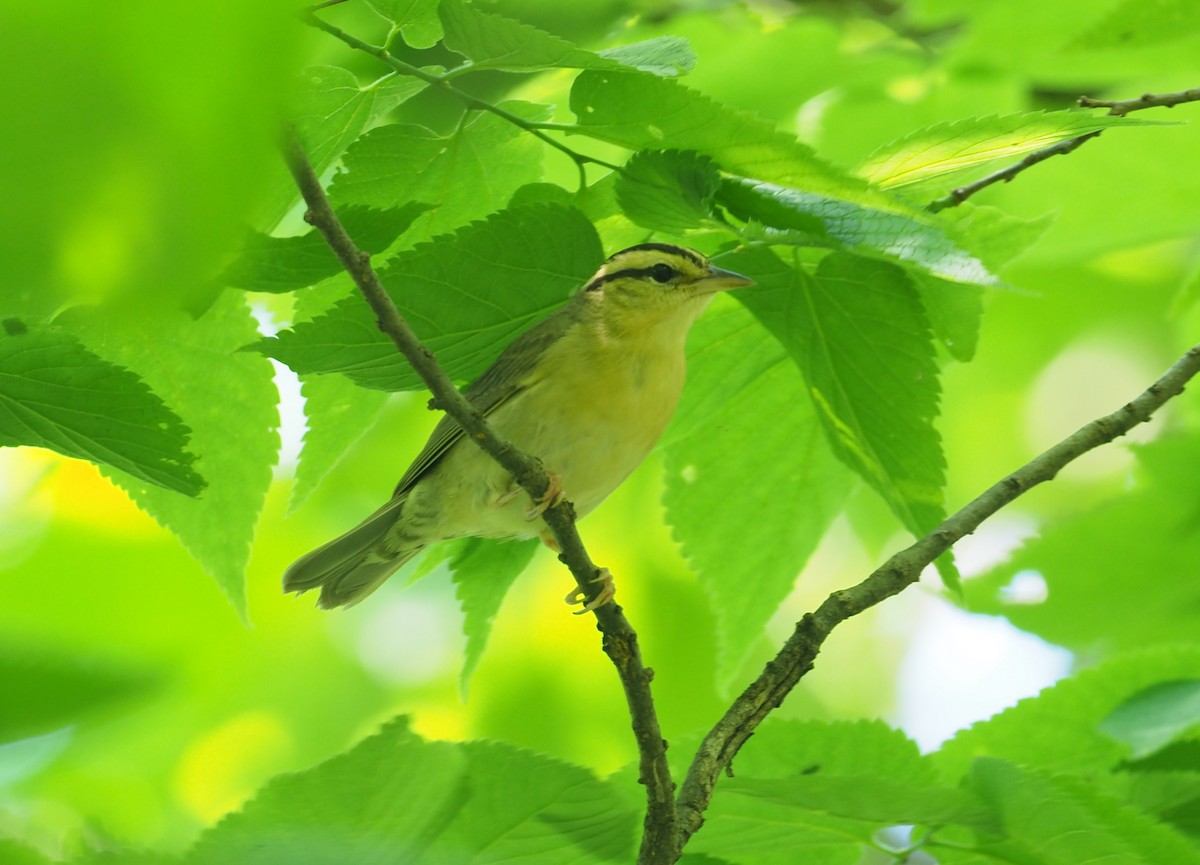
[{"left": 580, "top": 243, "right": 754, "bottom": 329}]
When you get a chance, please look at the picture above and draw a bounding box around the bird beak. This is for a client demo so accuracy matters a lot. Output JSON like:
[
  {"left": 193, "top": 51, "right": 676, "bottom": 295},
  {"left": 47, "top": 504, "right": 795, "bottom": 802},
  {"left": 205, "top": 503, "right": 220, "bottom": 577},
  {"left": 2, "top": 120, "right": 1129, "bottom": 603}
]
[{"left": 695, "top": 264, "right": 755, "bottom": 294}]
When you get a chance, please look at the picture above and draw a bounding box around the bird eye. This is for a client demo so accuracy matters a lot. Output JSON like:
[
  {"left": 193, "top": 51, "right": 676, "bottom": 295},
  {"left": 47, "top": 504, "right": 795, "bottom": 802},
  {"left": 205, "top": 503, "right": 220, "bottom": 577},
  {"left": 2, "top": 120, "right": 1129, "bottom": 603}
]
[{"left": 649, "top": 263, "right": 676, "bottom": 284}]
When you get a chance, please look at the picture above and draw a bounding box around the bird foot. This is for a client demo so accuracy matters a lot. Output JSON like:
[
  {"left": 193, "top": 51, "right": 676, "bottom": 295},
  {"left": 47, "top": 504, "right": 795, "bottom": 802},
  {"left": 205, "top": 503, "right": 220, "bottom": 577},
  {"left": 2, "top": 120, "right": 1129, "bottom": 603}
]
[
  {"left": 564, "top": 568, "right": 616, "bottom": 614},
  {"left": 524, "top": 472, "right": 564, "bottom": 521}
]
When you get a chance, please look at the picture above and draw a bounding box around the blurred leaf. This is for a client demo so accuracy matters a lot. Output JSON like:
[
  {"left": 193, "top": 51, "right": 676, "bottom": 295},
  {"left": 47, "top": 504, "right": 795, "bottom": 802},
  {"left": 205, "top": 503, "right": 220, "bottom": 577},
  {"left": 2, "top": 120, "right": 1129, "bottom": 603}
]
[
  {"left": 440, "top": 2, "right": 692, "bottom": 76},
  {"left": 223, "top": 203, "right": 430, "bottom": 293},
  {"left": 0, "top": 648, "right": 156, "bottom": 745},
  {"left": 0, "top": 839, "right": 53, "bottom": 865},
  {"left": 186, "top": 716, "right": 635, "bottom": 864},
  {"left": 933, "top": 646, "right": 1200, "bottom": 781},
  {"left": 733, "top": 250, "right": 947, "bottom": 539},
  {"left": 258, "top": 204, "right": 602, "bottom": 391},
  {"left": 663, "top": 301, "right": 851, "bottom": 684},
  {"left": 598, "top": 36, "right": 696, "bottom": 76},
  {"left": 913, "top": 274, "right": 984, "bottom": 362},
  {"left": 719, "top": 178, "right": 996, "bottom": 286},
  {"left": 1070, "top": 0, "right": 1200, "bottom": 49},
  {"left": 330, "top": 103, "right": 548, "bottom": 243},
  {"left": 857, "top": 111, "right": 1163, "bottom": 189},
  {"left": 966, "top": 758, "right": 1200, "bottom": 864},
  {"left": 941, "top": 204, "right": 1054, "bottom": 272},
  {"left": 451, "top": 538, "right": 539, "bottom": 691},
  {"left": 63, "top": 294, "right": 280, "bottom": 614},
  {"left": 965, "top": 434, "right": 1200, "bottom": 652},
  {"left": 367, "top": 0, "right": 443, "bottom": 49},
  {"left": 570, "top": 68, "right": 905, "bottom": 212},
  {"left": 616, "top": 150, "right": 721, "bottom": 232},
  {"left": 0, "top": 325, "right": 203, "bottom": 496},
  {"left": 1100, "top": 680, "right": 1200, "bottom": 759}
]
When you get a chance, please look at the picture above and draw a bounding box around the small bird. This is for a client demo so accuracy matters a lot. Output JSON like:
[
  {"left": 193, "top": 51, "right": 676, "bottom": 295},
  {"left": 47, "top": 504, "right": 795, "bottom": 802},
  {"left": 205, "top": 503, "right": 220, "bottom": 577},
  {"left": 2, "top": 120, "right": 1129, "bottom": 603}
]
[{"left": 284, "top": 243, "right": 753, "bottom": 610}]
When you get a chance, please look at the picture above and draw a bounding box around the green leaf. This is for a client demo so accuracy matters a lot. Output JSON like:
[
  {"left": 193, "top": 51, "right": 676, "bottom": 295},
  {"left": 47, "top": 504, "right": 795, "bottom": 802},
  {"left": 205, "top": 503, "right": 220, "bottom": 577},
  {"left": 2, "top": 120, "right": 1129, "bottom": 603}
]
[
  {"left": 63, "top": 294, "right": 280, "bottom": 615},
  {"left": 186, "top": 717, "right": 636, "bottom": 864},
  {"left": 258, "top": 204, "right": 603, "bottom": 391},
  {"left": 451, "top": 538, "right": 539, "bottom": 691},
  {"left": 913, "top": 273, "right": 984, "bottom": 362},
  {"left": 967, "top": 758, "right": 1200, "bottom": 865},
  {"left": 933, "top": 646, "right": 1200, "bottom": 781},
  {"left": 422, "top": 739, "right": 636, "bottom": 862},
  {"left": 719, "top": 178, "right": 996, "bottom": 286},
  {"left": 569, "top": 68, "right": 905, "bottom": 211},
  {"left": 857, "top": 110, "right": 1162, "bottom": 189},
  {"left": 733, "top": 250, "right": 947, "bottom": 539},
  {"left": 941, "top": 204, "right": 1054, "bottom": 272},
  {"left": 1070, "top": 0, "right": 1200, "bottom": 49},
  {"left": 223, "top": 203, "right": 430, "bottom": 293},
  {"left": 0, "top": 840, "right": 53, "bottom": 865},
  {"left": 0, "top": 324, "right": 204, "bottom": 496},
  {"left": 692, "top": 721, "right": 974, "bottom": 865},
  {"left": 367, "top": 0, "right": 443, "bottom": 49},
  {"left": 598, "top": 36, "right": 695, "bottom": 76},
  {"left": 1099, "top": 680, "right": 1200, "bottom": 759},
  {"left": 663, "top": 300, "right": 851, "bottom": 684},
  {"left": 330, "top": 104, "right": 549, "bottom": 243},
  {"left": 0, "top": 647, "right": 157, "bottom": 744},
  {"left": 616, "top": 150, "right": 721, "bottom": 232},
  {"left": 440, "top": 2, "right": 693, "bottom": 76},
  {"left": 965, "top": 434, "right": 1200, "bottom": 653},
  {"left": 186, "top": 716, "right": 466, "bottom": 864}
]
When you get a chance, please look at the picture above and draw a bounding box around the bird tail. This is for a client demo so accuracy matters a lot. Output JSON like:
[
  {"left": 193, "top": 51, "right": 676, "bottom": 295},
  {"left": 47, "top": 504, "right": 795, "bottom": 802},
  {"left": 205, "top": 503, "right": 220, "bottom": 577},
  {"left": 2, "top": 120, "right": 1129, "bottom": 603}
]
[{"left": 283, "top": 496, "right": 422, "bottom": 609}]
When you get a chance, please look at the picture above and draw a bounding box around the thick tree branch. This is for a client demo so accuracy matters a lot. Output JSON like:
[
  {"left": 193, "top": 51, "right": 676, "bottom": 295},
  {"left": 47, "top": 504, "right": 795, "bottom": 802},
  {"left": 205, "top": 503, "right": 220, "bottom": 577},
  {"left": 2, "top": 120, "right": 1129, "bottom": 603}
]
[
  {"left": 675, "top": 343, "right": 1200, "bottom": 844},
  {"left": 282, "top": 133, "right": 677, "bottom": 864},
  {"left": 927, "top": 85, "right": 1200, "bottom": 212}
]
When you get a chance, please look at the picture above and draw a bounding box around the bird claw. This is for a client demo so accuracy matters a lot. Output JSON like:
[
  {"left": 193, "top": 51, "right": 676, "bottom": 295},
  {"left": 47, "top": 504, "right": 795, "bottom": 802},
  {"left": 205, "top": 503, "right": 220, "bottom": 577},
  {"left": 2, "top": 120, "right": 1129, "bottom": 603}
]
[
  {"left": 524, "top": 472, "right": 564, "bottom": 521},
  {"left": 565, "top": 568, "right": 615, "bottom": 614}
]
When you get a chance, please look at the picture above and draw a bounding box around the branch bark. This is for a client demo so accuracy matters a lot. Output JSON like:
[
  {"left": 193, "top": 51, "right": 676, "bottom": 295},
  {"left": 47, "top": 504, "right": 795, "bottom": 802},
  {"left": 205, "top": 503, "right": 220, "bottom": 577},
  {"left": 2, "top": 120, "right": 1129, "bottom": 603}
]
[
  {"left": 927, "top": 85, "right": 1200, "bottom": 212},
  {"left": 675, "top": 343, "right": 1200, "bottom": 844},
  {"left": 282, "top": 133, "right": 677, "bottom": 864}
]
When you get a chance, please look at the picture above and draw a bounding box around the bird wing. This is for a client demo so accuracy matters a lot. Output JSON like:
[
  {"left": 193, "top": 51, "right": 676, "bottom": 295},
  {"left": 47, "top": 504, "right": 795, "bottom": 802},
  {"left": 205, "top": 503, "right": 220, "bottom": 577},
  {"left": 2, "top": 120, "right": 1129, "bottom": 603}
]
[{"left": 391, "top": 304, "right": 576, "bottom": 497}]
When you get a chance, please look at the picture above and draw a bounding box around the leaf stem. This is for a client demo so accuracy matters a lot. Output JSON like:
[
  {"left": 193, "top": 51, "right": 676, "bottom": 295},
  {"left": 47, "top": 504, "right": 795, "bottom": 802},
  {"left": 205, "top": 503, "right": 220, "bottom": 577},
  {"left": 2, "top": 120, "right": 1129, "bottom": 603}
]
[{"left": 282, "top": 132, "right": 678, "bottom": 865}]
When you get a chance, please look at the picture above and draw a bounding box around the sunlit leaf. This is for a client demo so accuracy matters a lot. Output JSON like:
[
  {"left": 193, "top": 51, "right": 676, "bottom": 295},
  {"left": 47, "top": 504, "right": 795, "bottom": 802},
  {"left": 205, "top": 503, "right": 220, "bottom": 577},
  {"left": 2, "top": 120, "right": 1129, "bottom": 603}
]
[
  {"left": 0, "top": 324, "right": 203, "bottom": 496},
  {"left": 616, "top": 149, "right": 721, "bottom": 232},
  {"left": 63, "top": 294, "right": 280, "bottom": 614},
  {"left": 857, "top": 111, "right": 1162, "bottom": 189},
  {"left": 663, "top": 300, "right": 850, "bottom": 684}
]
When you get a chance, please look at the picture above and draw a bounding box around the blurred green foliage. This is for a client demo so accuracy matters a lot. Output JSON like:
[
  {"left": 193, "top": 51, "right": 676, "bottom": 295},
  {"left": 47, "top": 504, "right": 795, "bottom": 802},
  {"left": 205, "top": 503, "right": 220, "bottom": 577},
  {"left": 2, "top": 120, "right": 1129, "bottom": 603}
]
[{"left": 2, "top": 0, "right": 1199, "bottom": 862}]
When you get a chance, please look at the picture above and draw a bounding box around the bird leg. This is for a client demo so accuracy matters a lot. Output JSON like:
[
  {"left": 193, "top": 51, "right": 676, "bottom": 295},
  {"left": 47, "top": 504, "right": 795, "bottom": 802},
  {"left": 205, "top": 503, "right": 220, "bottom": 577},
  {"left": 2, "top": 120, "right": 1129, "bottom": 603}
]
[
  {"left": 564, "top": 568, "right": 616, "bottom": 614},
  {"left": 523, "top": 472, "right": 564, "bottom": 521}
]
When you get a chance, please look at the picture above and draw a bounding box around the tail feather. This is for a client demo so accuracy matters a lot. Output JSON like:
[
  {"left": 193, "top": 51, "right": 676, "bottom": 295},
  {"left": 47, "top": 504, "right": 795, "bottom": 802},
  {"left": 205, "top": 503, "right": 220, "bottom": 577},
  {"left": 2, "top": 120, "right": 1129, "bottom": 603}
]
[{"left": 283, "top": 497, "right": 422, "bottom": 608}]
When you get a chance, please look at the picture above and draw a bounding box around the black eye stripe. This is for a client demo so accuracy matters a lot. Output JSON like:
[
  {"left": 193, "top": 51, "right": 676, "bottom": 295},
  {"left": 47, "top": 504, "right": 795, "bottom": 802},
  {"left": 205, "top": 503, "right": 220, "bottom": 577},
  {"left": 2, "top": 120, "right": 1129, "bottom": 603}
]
[{"left": 585, "top": 265, "right": 678, "bottom": 291}]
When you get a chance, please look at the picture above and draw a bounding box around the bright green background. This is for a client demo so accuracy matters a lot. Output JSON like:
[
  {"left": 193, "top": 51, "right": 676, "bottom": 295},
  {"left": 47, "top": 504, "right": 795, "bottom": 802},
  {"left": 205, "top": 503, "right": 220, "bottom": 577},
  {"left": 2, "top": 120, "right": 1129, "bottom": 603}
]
[{"left": 2, "top": 1, "right": 1199, "bottom": 863}]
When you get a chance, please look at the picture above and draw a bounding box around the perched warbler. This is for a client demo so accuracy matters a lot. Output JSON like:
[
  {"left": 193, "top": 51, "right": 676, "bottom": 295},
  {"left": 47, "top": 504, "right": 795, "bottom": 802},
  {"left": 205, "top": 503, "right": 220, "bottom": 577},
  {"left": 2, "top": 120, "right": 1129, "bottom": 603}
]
[{"left": 284, "top": 243, "right": 753, "bottom": 610}]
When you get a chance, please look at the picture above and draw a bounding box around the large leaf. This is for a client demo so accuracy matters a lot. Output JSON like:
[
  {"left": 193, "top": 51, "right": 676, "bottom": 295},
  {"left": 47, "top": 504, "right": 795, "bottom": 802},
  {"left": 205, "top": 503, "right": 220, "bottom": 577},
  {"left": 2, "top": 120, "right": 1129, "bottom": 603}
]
[
  {"left": 186, "top": 716, "right": 636, "bottom": 864},
  {"left": 932, "top": 646, "right": 1200, "bottom": 781},
  {"left": 732, "top": 250, "right": 947, "bottom": 539},
  {"left": 63, "top": 294, "right": 280, "bottom": 614},
  {"left": 857, "top": 110, "right": 1163, "bottom": 189},
  {"left": 615, "top": 149, "right": 722, "bottom": 232},
  {"left": 663, "top": 300, "right": 851, "bottom": 684},
  {"left": 223, "top": 203, "right": 430, "bottom": 293},
  {"left": 329, "top": 103, "right": 549, "bottom": 244},
  {"left": 258, "top": 204, "right": 603, "bottom": 391},
  {"left": 718, "top": 178, "right": 996, "bottom": 286},
  {"left": 439, "top": 1, "right": 694, "bottom": 76},
  {"left": 569, "top": 68, "right": 906, "bottom": 212},
  {"left": 964, "top": 434, "right": 1200, "bottom": 653},
  {"left": 0, "top": 323, "right": 203, "bottom": 495}
]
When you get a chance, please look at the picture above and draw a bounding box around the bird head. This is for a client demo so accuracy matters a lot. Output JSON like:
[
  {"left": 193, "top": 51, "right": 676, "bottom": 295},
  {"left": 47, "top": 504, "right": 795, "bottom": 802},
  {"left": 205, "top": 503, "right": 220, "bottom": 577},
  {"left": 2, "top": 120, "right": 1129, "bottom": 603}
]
[{"left": 579, "top": 243, "right": 754, "bottom": 336}]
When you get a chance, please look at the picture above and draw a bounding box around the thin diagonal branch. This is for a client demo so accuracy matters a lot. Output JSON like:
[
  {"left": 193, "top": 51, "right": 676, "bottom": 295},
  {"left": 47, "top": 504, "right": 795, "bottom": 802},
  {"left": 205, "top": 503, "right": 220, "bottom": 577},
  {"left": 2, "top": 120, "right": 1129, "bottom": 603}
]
[
  {"left": 927, "top": 85, "right": 1200, "bottom": 212},
  {"left": 282, "top": 132, "right": 677, "bottom": 864},
  {"left": 675, "top": 343, "right": 1200, "bottom": 844}
]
